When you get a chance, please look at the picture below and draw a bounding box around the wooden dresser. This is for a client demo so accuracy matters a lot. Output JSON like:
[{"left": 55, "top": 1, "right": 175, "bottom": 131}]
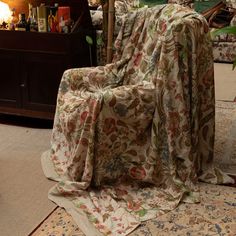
[{"left": 0, "top": 0, "right": 95, "bottom": 120}]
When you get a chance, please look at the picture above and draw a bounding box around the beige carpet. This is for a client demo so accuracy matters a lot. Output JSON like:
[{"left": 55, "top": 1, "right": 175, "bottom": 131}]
[
  {"left": 214, "top": 101, "right": 236, "bottom": 174},
  {"left": 0, "top": 118, "right": 56, "bottom": 236},
  {"left": 214, "top": 63, "right": 236, "bottom": 101}
]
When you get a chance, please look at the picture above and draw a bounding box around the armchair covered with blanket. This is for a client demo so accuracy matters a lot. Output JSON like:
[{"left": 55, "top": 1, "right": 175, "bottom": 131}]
[{"left": 42, "top": 4, "right": 234, "bottom": 236}]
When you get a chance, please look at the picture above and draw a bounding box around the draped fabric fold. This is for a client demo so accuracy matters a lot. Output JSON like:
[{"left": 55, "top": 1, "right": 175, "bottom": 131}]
[{"left": 41, "top": 4, "right": 234, "bottom": 235}]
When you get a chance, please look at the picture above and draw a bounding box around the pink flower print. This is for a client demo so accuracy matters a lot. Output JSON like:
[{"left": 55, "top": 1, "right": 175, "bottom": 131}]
[
  {"left": 67, "top": 120, "right": 76, "bottom": 133},
  {"left": 103, "top": 118, "right": 116, "bottom": 135},
  {"left": 159, "top": 20, "right": 167, "bottom": 33},
  {"left": 79, "top": 204, "right": 88, "bottom": 210},
  {"left": 127, "top": 200, "right": 142, "bottom": 211},
  {"left": 167, "top": 112, "right": 180, "bottom": 135},
  {"left": 111, "top": 216, "right": 119, "bottom": 221},
  {"left": 202, "top": 69, "right": 214, "bottom": 88},
  {"left": 80, "top": 111, "right": 88, "bottom": 124},
  {"left": 97, "top": 224, "right": 105, "bottom": 230},
  {"left": 117, "top": 229, "right": 126, "bottom": 234},
  {"left": 115, "top": 188, "right": 128, "bottom": 197},
  {"left": 80, "top": 138, "right": 89, "bottom": 147},
  {"left": 134, "top": 52, "right": 142, "bottom": 66},
  {"left": 130, "top": 166, "right": 146, "bottom": 180},
  {"left": 161, "top": 23, "right": 167, "bottom": 33}
]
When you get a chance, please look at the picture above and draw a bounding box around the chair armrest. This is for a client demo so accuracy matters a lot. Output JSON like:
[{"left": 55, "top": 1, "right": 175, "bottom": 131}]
[{"left": 102, "top": 83, "right": 156, "bottom": 124}]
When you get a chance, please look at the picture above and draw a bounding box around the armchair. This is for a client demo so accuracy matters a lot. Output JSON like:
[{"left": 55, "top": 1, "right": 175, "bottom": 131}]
[
  {"left": 194, "top": 0, "right": 236, "bottom": 63},
  {"left": 212, "top": 10, "right": 236, "bottom": 62},
  {"left": 42, "top": 4, "right": 233, "bottom": 235}
]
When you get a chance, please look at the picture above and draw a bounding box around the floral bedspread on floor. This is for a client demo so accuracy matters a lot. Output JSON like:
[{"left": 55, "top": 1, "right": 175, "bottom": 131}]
[
  {"left": 32, "top": 183, "right": 236, "bottom": 236},
  {"left": 41, "top": 4, "right": 234, "bottom": 236}
]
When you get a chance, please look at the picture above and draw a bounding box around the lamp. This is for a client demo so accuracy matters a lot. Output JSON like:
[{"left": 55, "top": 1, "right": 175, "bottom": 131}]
[{"left": 0, "top": 1, "right": 12, "bottom": 28}]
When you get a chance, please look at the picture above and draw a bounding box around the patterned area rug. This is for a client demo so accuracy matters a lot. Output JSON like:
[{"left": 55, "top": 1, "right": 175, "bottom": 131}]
[
  {"left": 31, "top": 101, "right": 236, "bottom": 236},
  {"left": 31, "top": 183, "right": 236, "bottom": 236}
]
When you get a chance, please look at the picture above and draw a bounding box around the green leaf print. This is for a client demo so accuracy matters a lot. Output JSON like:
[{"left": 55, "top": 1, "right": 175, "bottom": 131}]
[
  {"left": 137, "top": 209, "right": 147, "bottom": 217},
  {"left": 86, "top": 35, "right": 93, "bottom": 45}
]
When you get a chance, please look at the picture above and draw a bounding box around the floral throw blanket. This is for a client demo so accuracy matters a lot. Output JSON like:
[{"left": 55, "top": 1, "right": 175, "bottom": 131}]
[{"left": 41, "top": 4, "right": 234, "bottom": 236}]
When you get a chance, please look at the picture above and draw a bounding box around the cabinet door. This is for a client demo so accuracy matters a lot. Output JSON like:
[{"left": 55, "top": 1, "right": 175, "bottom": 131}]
[
  {"left": 21, "top": 52, "right": 67, "bottom": 113},
  {"left": 0, "top": 50, "right": 21, "bottom": 108}
]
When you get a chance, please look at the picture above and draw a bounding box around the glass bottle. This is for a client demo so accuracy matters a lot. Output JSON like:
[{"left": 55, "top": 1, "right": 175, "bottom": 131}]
[
  {"left": 9, "top": 8, "right": 18, "bottom": 30},
  {"left": 31, "top": 7, "right": 38, "bottom": 31},
  {"left": 27, "top": 3, "right": 37, "bottom": 31},
  {"left": 16, "top": 13, "right": 27, "bottom": 31},
  {"left": 28, "top": 3, "right": 33, "bottom": 21}
]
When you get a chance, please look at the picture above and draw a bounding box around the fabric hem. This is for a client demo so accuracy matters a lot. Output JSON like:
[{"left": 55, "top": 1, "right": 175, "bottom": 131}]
[
  {"left": 48, "top": 186, "right": 104, "bottom": 236},
  {"left": 41, "top": 150, "right": 61, "bottom": 181}
]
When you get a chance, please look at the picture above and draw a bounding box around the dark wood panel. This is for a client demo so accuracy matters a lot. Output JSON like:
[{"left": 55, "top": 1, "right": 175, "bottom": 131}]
[
  {"left": 0, "top": 30, "right": 93, "bottom": 57},
  {"left": 0, "top": 0, "right": 95, "bottom": 120},
  {"left": 0, "top": 106, "right": 55, "bottom": 120},
  {"left": 0, "top": 30, "right": 70, "bottom": 52},
  {"left": 0, "top": 50, "right": 21, "bottom": 107},
  {"left": 21, "top": 52, "right": 67, "bottom": 112}
]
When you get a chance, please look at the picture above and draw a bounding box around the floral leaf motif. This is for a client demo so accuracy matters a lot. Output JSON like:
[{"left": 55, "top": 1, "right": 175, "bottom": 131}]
[
  {"left": 97, "top": 36, "right": 104, "bottom": 46},
  {"left": 109, "top": 96, "right": 116, "bottom": 107},
  {"left": 137, "top": 209, "right": 147, "bottom": 217},
  {"left": 86, "top": 35, "right": 93, "bottom": 45},
  {"left": 102, "top": 213, "right": 110, "bottom": 222},
  {"left": 128, "top": 98, "right": 140, "bottom": 109},
  {"left": 107, "top": 205, "right": 114, "bottom": 212}
]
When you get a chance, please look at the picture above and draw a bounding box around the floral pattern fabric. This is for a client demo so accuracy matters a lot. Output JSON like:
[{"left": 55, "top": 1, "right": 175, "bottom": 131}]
[
  {"left": 31, "top": 183, "right": 236, "bottom": 236},
  {"left": 42, "top": 4, "right": 234, "bottom": 236},
  {"left": 210, "top": 0, "right": 236, "bottom": 62},
  {"left": 174, "top": 0, "right": 236, "bottom": 63},
  {"left": 213, "top": 42, "right": 236, "bottom": 63}
]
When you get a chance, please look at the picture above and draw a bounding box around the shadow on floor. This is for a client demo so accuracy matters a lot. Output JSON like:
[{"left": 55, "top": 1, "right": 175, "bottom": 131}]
[
  {"left": 228, "top": 175, "right": 236, "bottom": 187},
  {"left": 0, "top": 114, "right": 53, "bottom": 129}
]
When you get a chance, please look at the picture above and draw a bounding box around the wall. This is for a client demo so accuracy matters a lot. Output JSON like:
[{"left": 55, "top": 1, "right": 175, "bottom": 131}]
[{"left": 2, "top": 0, "right": 29, "bottom": 18}]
